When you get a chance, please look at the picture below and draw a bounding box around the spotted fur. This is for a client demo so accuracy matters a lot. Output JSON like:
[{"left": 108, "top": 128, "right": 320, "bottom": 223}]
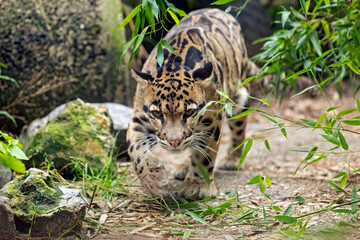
[{"left": 126, "top": 8, "right": 249, "bottom": 199}]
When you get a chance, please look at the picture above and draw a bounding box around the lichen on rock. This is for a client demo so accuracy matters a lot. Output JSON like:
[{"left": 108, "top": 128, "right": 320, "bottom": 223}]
[
  {"left": 25, "top": 99, "right": 114, "bottom": 176},
  {"left": 0, "top": 168, "right": 86, "bottom": 238}
]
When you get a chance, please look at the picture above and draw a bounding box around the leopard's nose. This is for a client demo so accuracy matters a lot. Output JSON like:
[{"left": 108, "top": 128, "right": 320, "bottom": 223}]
[{"left": 168, "top": 139, "right": 181, "bottom": 147}]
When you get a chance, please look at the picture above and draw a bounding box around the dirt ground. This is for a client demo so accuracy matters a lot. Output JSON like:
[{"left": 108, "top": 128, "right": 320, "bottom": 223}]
[{"left": 83, "top": 87, "right": 360, "bottom": 240}]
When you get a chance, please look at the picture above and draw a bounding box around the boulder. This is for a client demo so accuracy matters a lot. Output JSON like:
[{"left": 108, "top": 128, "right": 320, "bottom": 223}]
[
  {"left": 0, "top": 168, "right": 86, "bottom": 238},
  {"left": 23, "top": 99, "right": 115, "bottom": 176},
  {"left": 0, "top": 196, "right": 16, "bottom": 240},
  {"left": 0, "top": 0, "right": 135, "bottom": 133},
  {"left": 0, "top": 162, "right": 12, "bottom": 189}
]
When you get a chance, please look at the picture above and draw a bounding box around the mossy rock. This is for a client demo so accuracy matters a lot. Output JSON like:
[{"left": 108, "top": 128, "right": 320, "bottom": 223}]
[
  {"left": 0, "top": 0, "right": 135, "bottom": 133},
  {"left": 0, "top": 168, "right": 86, "bottom": 237},
  {"left": 25, "top": 99, "right": 114, "bottom": 176}
]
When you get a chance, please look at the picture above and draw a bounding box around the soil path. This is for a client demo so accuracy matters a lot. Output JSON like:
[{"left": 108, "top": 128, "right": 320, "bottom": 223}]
[{"left": 89, "top": 89, "right": 360, "bottom": 240}]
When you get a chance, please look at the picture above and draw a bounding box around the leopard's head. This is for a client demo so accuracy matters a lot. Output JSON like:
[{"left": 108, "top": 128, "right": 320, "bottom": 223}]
[{"left": 131, "top": 62, "right": 213, "bottom": 152}]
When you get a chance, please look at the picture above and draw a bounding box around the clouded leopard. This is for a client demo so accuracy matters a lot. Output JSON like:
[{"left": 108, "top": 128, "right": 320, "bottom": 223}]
[{"left": 127, "top": 8, "right": 249, "bottom": 199}]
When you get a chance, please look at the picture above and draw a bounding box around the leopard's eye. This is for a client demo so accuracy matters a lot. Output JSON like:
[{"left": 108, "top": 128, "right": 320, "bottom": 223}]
[
  {"left": 184, "top": 109, "right": 195, "bottom": 117},
  {"left": 152, "top": 110, "right": 162, "bottom": 118}
]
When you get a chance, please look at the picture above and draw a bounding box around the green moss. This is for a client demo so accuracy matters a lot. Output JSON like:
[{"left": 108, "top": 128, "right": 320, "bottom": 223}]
[
  {"left": 25, "top": 100, "right": 113, "bottom": 176},
  {"left": 1, "top": 169, "right": 63, "bottom": 218}
]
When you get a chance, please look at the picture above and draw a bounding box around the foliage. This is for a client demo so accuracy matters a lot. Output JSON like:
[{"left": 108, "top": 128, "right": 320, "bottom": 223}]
[
  {"left": 253, "top": 0, "right": 360, "bottom": 98},
  {"left": 120, "top": 0, "right": 186, "bottom": 67},
  {"left": 0, "top": 63, "right": 17, "bottom": 126},
  {"left": 0, "top": 131, "right": 28, "bottom": 173}
]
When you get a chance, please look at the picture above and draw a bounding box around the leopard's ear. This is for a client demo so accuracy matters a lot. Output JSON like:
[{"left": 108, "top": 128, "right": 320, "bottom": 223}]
[
  {"left": 193, "top": 62, "right": 213, "bottom": 87},
  {"left": 131, "top": 69, "right": 154, "bottom": 85}
]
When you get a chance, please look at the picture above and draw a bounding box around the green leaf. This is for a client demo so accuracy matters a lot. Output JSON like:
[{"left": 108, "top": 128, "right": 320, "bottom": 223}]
[
  {"left": 281, "top": 11, "right": 291, "bottom": 28},
  {"left": 160, "top": 39, "right": 176, "bottom": 54},
  {"left": 331, "top": 209, "right": 352, "bottom": 214},
  {"left": 274, "top": 215, "right": 297, "bottom": 224},
  {"left": 216, "top": 90, "right": 229, "bottom": 99},
  {"left": 211, "top": 0, "right": 237, "bottom": 5},
  {"left": 329, "top": 60, "right": 350, "bottom": 68},
  {"left": 281, "top": 128, "right": 287, "bottom": 139},
  {"left": 283, "top": 204, "right": 292, "bottom": 216},
  {"left": 260, "top": 98, "right": 271, "bottom": 107},
  {"left": 311, "top": 49, "right": 334, "bottom": 67},
  {"left": 337, "top": 109, "right": 357, "bottom": 117},
  {"left": 0, "top": 111, "right": 17, "bottom": 127},
  {"left": 351, "top": 184, "right": 358, "bottom": 213},
  {"left": 304, "top": 146, "right": 318, "bottom": 161},
  {"left": 303, "top": 155, "right": 327, "bottom": 169},
  {"left": 157, "top": 42, "right": 164, "bottom": 67},
  {"left": 235, "top": 210, "right": 253, "bottom": 221},
  {"left": 312, "top": 113, "right": 327, "bottom": 131},
  {"left": 339, "top": 173, "right": 348, "bottom": 188},
  {"left": 287, "top": 69, "right": 310, "bottom": 81},
  {"left": 238, "top": 138, "right": 253, "bottom": 170},
  {"left": 309, "top": 31, "right": 322, "bottom": 56},
  {"left": 228, "top": 109, "right": 254, "bottom": 120},
  {"left": 338, "top": 132, "right": 348, "bottom": 150},
  {"left": 118, "top": 4, "right": 141, "bottom": 30},
  {"left": 236, "top": 76, "right": 256, "bottom": 90},
  {"left": 261, "top": 113, "right": 277, "bottom": 124},
  {"left": 9, "top": 145, "right": 28, "bottom": 160},
  {"left": 299, "top": 0, "right": 307, "bottom": 14},
  {"left": 148, "top": 0, "right": 159, "bottom": 20},
  {"left": 1, "top": 154, "right": 26, "bottom": 173},
  {"left": 357, "top": 99, "right": 360, "bottom": 113},
  {"left": 322, "top": 134, "right": 341, "bottom": 146},
  {"left": 342, "top": 120, "right": 360, "bottom": 126},
  {"left": 300, "top": 118, "right": 316, "bottom": 127},
  {"left": 168, "top": 9, "right": 180, "bottom": 28},
  {"left": 247, "top": 175, "right": 260, "bottom": 185},
  {"left": 272, "top": 206, "right": 282, "bottom": 212},
  {"left": 195, "top": 163, "right": 211, "bottom": 185},
  {"left": 121, "top": 36, "right": 138, "bottom": 60},
  {"left": 264, "top": 140, "right": 271, "bottom": 152},
  {"left": 186, "top": 210, "right": 207, "bottom": 224},
  {"left": 264, "top": 176, "right": 272, "bottom": 187},
  {"left": 328, "top": 181, "right": 348, "bottom": 195},
  {"left": 225, "top": 6, "right": 232, "bottom": 13},
  {"left": 258, "top": 174, "right": 265, "bottom": 194},
  {"left": 225, "top": 103, "right": 233, "bottom": 117},
  {"left": 182, "top": 230, "right": 191, "bottom": 240},
  {"left": 295, "top": 196, "right": 305, "bottom": 204},
  {"left": 291, "top": 85, "right": 317, "bottom": 99}
]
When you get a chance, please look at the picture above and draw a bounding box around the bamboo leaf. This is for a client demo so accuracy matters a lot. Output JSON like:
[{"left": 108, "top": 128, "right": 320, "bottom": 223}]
[
  {"left": 238, "top": 138, "right": 253, "bottom": 170},
  {"left": 342, "top": 120, "right": 360, "bottom": 126},
  {"left": 119, "top": 4, "right": 141, "bottom": 30},
  {"left": 228, "top": 109, "right": 254, "bottom": 120},
  {"left": 264, "top": 140, "right": 271, "bottom": 152},
  {"left": 328, "top": 181, "right": 348, "bottom": 195},
  {"left": 186, "top": 210, "right": 207, "bottom": 224},
  {"left": 211, "top": 0, "right": 237, "bottom": 5},
  {"left": 168, "top": 9, "right": 180, "bottom": 28}
]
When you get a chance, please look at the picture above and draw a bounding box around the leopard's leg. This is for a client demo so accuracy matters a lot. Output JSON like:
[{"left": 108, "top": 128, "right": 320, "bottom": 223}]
[
  {"left": 126, "top": 112, "right": 170, "bottom": 197},
  {"left": 217, "top": 85, "right": 249, "bottom": 170},
  {"left": 172, "top": 111, "right": 222, "bottom": 199}
]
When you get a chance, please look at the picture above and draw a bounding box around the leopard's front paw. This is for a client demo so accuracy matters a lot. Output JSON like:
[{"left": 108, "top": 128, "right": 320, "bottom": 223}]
[
  {"left": 216, "top": 156, "right": 240, "bottom": 171},
  {"left": 171, "top": 181, "right": 217, "bottom": 199}
]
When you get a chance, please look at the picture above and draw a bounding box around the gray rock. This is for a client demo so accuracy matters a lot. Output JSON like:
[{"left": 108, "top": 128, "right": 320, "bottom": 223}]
[
  {"left": 23, "top": 99, "right": 116, "bottom": 175},
  {"left": 0, "top": 168, "right": 87, "bottom": 238},
  {"left": 20, "top": 99, "right": 133, "bottom": 152},
  {"left": 0, "top": 196, "right": 16, "bottom": 240},
  {"left": 0, "top": 162, "right": 11, "bottom": 189}
]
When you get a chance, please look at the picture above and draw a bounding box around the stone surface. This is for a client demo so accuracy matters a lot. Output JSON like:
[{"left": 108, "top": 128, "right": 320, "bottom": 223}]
[
  {"left": 0, "top": 162, "right": 11, "bottom": 189},
  {"left": 0, "top": 168, "right": 86, "bottom": 238},
  {"left": 0, "top": 196, "right": 16, "bottom": 240},
  {"left": 20, "top": 100, "right": 132, "bottom": 160},
  {"left": 23, "top": 99, "right": 115, "bottom": 176},
  {"left": 0, "top": 0, "right": 134, "bottom": 133}
]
